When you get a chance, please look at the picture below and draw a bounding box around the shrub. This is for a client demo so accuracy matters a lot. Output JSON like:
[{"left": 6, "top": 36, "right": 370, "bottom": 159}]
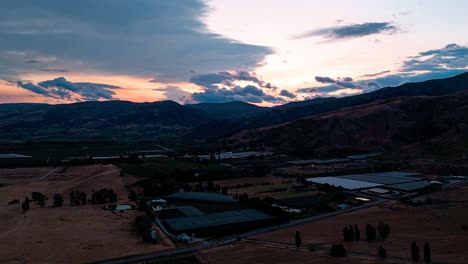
[
  {"left": 378, "top": 221, "right": 390, "bottom": 240},
  {"left": 366, "top": 224, "right": 377, "bottom": 241},
  {"left": 378, "top": 246, "right": 387, "bottom": 259},
  {"left": 411, "top": 242, "right": 420, "bottom": 262},
  {"left": 330, "top": 244, "right": 347, "bottom": 257}
]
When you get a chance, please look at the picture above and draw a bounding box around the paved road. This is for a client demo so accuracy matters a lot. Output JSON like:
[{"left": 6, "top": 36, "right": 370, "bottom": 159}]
[
  {"left": 244, "top": 238, "right": 414, "bottom": 264},
  {"left": 91, "top": 198, "right": 384, "bottom": 264}
]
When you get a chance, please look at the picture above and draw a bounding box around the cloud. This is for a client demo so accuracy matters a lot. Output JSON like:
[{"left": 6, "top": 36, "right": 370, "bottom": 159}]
[
  {"left": 153, "top": 86, "right": 190, "bottom": 104},
  {"left": 17, "top": 77, "right": 118, "bottom": 100},
  {"left": 191, "top": 85, "right": 284, "bottom": 104},
  {"left": 0, "top": 1, "right": 273, "bottom": 82},
  {"left": 189, "top": 71, "right": 277, "bottom": 90},
  {"left": 314, "top": 76, "right": 336, "bottom": 83},
  {"left": 336, "top": 81, "right": 356, "bottom": 88},
  {"left": 187, "top": 70, "right": 284, "bottom": 104},
  {"left": 279, "top": 89, "right": 296, "bottom": 98},
  {"left": 361, "top": 70, "right": 391, "bottom": 78},
  {"left": 402, "top": 43, "right": 468, "bottom": 72},
  {"left": 40, "top": 69, "right": 68, "bottom": 72},
  {"left": 363, "top": 44, "right": 468, "bottom": 88},
  {"left": 294, "top": 22, "right": 400, "bottom": 41}
]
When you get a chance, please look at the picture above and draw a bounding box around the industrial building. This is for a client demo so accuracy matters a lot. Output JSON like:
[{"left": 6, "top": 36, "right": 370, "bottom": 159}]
[
  {"left": 164, "top": 209, "right": 273, "bottom": 236},
  {"left": 165, "top": 192, "right": 236, "bottom": 203},
  {"left": 307, "top": 172, "right": 433, "bottom": 194}
]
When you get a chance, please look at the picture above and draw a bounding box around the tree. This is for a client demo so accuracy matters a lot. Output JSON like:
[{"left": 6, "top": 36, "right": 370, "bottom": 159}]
[
  {"left": 295, "top": 231, "right": 302, "bottom": 248},
  {"left": 53, "top": 193, "right": 64, "bottom": 207},
  {"left": 354, "top": 224, "right": 360, "bottom": 241},
  {"left": 22, "top": 197, "right": 30, "bottom": 212},
  {"left": 378, "top": 221, "right": 390, "bottom": 240},
  {"left": 37, "top": 195, "right": 46, "bottom": 207},
  {"left": 349, "top": 225, "right": 355, "bottom": 241},
  {"left": 343, "top": 226, "right": 350, "bottom": 241},
  {"left": 366, "top": 224, "right": 377, "bottom": 241},
  {"left": 378, "top": 246, "right": 387, "bottom": 259},
  {"left": 411, "top": 242, "right": 420, "bottom": 262},
  {"left": 424, "top": 242, "right": 431, "bottom": 264},
  {"left": 330, "top": 244, "right": 347, "bottom": 257}
]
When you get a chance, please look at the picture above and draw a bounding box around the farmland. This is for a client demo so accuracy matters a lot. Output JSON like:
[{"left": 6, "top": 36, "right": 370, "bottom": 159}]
[{"left": 0, "top": 165, "right": 173, "bottom": 264}]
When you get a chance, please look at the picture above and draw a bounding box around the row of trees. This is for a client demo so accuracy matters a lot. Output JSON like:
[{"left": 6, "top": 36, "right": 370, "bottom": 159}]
[
  {"left": 296, "top": 229, "right": 432, "bottom": 262},
  {"left": 20, "top": 188, "right": 118, "bottom": 212},
  {"left": 89, "top": 188, "right": 118, "bottom": 204},
  {"left": 70, "top": 191, "right": 87, "bottom": 206},
  {"left": 21, "top": 193, "right": 64, "bottom": 212},
  {"left": 412, "top": 242, "right": 431, "bottom": 263},
  {"left": 343, "top": 222, "right": 390, "bottom": 242},
  {"left": 343, "top": 225, "right": 360, "bottom": 241}
]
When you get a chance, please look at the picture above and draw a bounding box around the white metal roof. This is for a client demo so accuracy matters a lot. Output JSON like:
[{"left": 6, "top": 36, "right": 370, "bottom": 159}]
[{"left": 306, "top": 177, "right": 382, "bottom": 190}]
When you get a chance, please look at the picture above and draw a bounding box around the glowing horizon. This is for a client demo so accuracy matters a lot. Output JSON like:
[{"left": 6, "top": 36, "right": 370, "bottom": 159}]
[{"left": 0, "top": 0, "right": 467, "bottom": 105}]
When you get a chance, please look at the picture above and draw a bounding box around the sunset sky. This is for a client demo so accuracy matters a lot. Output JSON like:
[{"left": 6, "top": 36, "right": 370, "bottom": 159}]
[{"left": 0, "top": 0, "right": 467, "bottom": 105}]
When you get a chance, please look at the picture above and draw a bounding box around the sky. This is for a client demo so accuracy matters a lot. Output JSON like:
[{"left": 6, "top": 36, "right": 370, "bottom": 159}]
[{"left": 0, "top": 0, "right": 467, "bottom": 106}]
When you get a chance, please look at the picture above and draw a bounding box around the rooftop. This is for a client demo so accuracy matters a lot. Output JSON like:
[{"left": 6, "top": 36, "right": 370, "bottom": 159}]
[
  {"left": 166, "top": 192, "right": 236, "bottom": 203},
  {"left": 306, "top": 177, "right": 383, "bottom": 190},
  {"left": 288, "top": 158, "right": 350, "bottom": 165},
  {"left": 165, "top": 209, "right": 272, "bottom": 231}
]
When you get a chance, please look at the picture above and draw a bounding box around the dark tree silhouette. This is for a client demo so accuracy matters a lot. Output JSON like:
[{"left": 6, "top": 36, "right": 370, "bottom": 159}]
[
  {"left": 354, "top": 224, "right": 360, "bottom": 241},
  {"left": 53, "top": 193, "right": 64, "bottom": 207},
  {"left": 343, "top": 226, "right": 349, "bottom": 241},
  {"left": 349, "top": 225, "right": 354, "bottom": 240},
  {"left": 330, "top": 244, "right": 347, "bottom": 257},
  {"left": 378, "top": 246, "right": 387, "bottom": 259},
  {"left": 21, "top": 197, "right": 30, "bottom": 212},
  {"left": 366, "top": 224, "right": 377, "bottom": 241},
  {"left": 424, "top": 242, "right": 431, "bottom": 263},
  {"left": 295, "top": 231, "right": 302, "bottom": 248},
  {"left": 378, "top": 221, "right": 390, "bottom": 240},
  {"left": 37, "top": 195, "right": 46, "bottom": 207},
  {"left": 411, "top": 242, "right": 420, "bottom": 262}
]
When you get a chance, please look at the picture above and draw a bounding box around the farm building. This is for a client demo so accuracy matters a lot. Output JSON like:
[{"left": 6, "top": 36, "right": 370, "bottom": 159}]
[
  {"left": 306, "top": 177, "right": 383, "bottom": 190},
  {"left": 288, "top": 158, "right": 351, "bottom": 166},
  {"left": 165, "top": 192, "right": 236, "bottom": 203},
  {"left": 0, "top": 154, "right": 31, "bottom": 158},
  {"left": 386, "top": 181, "right": 434, "bottom": 192},
  {"left": 164, "top": 209, "right": 273, "bottom": 236},
  {"left": 346, "top": 153, "right": 382, "bottom": 160},
  {"left": 307, "top": 172, "right": 432, "bottom": 194},
  {"left": 336, "top": 173, "right": 420, "bottom": 185}
]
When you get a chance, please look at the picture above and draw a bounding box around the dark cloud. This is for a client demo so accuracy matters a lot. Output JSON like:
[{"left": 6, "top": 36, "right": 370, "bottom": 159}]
[
  {"left": 190, "top": 71, "right": 277, "bottom": 90},
  {"left": 40, "top": 69, "right": 68, "bottom": 72},
  {"left": 17, "top": 77, "right": 118, "bottom": 100},
  {"left": 362, "top": 44, "right": 467, "bottom": 88},
  {"left": 361, "top": 70, "right": 391, "bottom": 77},
  {"left": 153, "top": 86, "right": 190, "bottom": 104},
  {"left": 336, "top": 81, "right": 356, "bottom": 88},
  {"left": 402, "top": 43, "right": 468, "bottom": 72},
  {"left": 294, "top": 22, "right": 400, "bottom": 41},
  {"left": 25, "top": 60, "right": 39, "bottom": 64},
  {"left": 341, "top": 77, "right": 353, "bottom": 82},
  {"left": 279, "top": 89, "right": 296, "bottom": 98},
  {"left": 0, "top": 1, "right": 273, "bottom": 82},
  {"left": 314, "top": 76, "right": 336, "bottom": 83},
  {"left": 191, "top": 84, "right": 284, "bottom": 104},
  {"left": 188, "top": 70, "right": 282, "bottom": 104}
]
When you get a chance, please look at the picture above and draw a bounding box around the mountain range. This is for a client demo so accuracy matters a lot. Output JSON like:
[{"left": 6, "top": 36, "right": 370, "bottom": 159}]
[{"left": 1, "top": 72, "right": 467, "bottom": 158}]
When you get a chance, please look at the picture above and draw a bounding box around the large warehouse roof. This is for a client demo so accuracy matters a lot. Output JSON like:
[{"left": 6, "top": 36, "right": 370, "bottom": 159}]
[
  {"left": 387, "top": 181, "right": 433, "bottom": 192},
  {"left": 306, "top": 177, "right": 383, "bottom": 190},
  {"left": 289, "top": 158, "right": 350, "bottom": 165},
  {"left": 337, "top": 174, "right": 420, "bottom": 185},
  {"left": 165, "top": 209, "right": 272, "bottom": 231},
  {"left": 166, "top": 192, "right": 236, "bottom": 203}
]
